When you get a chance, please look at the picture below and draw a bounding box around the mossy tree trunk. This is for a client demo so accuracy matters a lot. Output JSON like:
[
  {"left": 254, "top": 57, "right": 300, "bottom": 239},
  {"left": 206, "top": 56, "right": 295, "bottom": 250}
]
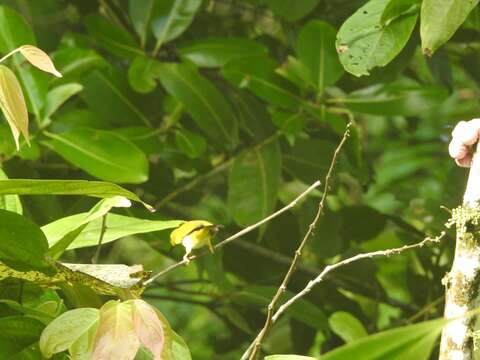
[{"left": 440, "top": 144, "right": 480, "bottom": 360}]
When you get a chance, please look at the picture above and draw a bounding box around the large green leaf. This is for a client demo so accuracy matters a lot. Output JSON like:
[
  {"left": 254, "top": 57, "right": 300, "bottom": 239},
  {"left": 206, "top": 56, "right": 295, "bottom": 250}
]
[
  {"left": 157, "top": 62, "right": 237, "bottom": 148},
  {"left": 336, "top": 0, "right": 418, "bottom": 76},
  {"left": 51, "top": 48, "right": 108, "bottom": 78},
  {"left": 43, "top": 213, "right": 182, "bottom": 250},
  {"left": 329, "top": 311, "right": 368, "bottom": 343},
  {"left": 265, "top": 0, "right": 321, "bottom": 21},
  {"left": 284, "top": 139, "right": 336, "bottom": 184},
  {"left": 222, "top": 56, "right": 302, "bottom": 109},
  {"left": 178, "top": 37, "right": 268, "bottom": 68},
  {"left": 43, "top": 83, "right": 83, "bottom": 120},
  {"left": 320, "top": 317, "right": 448, "bottom": 360},
  {"left": 0, "top": 168, "right": 22, "bottom": 214},
  {"left": 80, "top": 70, "right": 150, "bottom": 126},
  {"left": 39, "top": 308, "right": 100, "bottom": 359},
  {"left": 45, "top": 128, "right": 149, "bottom": 184},
  {"left": 0, "top": 179, "right": 153, "bottom": 210},
  {"left": 337, "top": 82, "right": 449, "bottom": 116},
  {"left": 85, "top": 14, "right": 143, "bottom": 59},
  {"left": 151, "top": 0, "right": 202, "bottom": 49},
  {"left": 0, "top": 209, "right": 53, "bottom": 273},
  {"left": 420, "top": 0, "right": 479, "bottom": 55},
  {"left": 228, "top": 140, "right": 281, "bottom": 226},
  {"left": 129, "top": 0, "right": 156, "bottom": 47},
  {"left": 46, "top": 196, "right": 133, "bottom": 259},
  {"left": 0, "top": 6, "right": 35, "bottom": 53},
  {"left": 265, "top": 356, "right": 316, "bottom": 360},
  {"left": 297, "top": 20, "right": 344, "bottom": 91},
  {"left": 0, "top": 316, "right": 45, "bottom": 357}
]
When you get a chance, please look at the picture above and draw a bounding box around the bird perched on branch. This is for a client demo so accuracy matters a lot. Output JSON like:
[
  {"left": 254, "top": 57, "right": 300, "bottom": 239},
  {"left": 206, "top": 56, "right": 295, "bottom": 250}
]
[{"left": 170, "top": 220, "right": 221, "bottom": 263}]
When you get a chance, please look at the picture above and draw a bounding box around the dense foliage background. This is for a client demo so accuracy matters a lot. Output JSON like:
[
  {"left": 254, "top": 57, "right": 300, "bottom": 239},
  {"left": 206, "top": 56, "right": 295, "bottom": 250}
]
[{"left": 0, "top": 0, "right": 479, "bottom": 359}]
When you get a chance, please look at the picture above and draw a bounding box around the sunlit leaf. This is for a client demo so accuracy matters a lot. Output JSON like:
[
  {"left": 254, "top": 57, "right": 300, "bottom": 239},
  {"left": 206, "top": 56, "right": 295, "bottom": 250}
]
[
  {"left": 19, "top": 45, "right": 62, "bottom": 78},
  {"left": 39, "top": 308, "right": 99, "bottom": 359},
  {"left": 131, "top": 299, "right": 164, "bottom": 360},
  {"left": 92, "top": 301, "right": 140, "bottom": 360},
  {"left": 0, "top": 64, "right": 29, "bottom": 149},
  {"left": 329, "top": 311, "right": 368, "bottom": 343},
  {"left": 0, "top": 168, "right": 22, "bottom": 214}
]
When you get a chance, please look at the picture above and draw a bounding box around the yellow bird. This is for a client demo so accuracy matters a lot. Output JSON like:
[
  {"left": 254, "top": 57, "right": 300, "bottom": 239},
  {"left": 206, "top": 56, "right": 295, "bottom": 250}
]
[{"left": 170, "top": 220, "right": 220, "bottom": 263}]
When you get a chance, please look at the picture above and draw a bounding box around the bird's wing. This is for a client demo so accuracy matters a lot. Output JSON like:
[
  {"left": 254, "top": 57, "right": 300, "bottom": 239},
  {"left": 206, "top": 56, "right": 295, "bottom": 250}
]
[{"left": 170, "top": 220, "right": 213, "bottom": 245}]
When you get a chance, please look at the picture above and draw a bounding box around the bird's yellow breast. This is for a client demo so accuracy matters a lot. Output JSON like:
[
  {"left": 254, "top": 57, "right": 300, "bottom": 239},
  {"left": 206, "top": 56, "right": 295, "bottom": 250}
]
[{"left": 170, "top": 220, "right": 214, "bottom": 246}]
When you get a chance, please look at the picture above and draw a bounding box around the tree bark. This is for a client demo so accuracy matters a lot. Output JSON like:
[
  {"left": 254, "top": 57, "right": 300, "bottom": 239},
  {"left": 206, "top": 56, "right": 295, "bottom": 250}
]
[{"left": 440, "top": 143, "right": 480, "bottom": 360}]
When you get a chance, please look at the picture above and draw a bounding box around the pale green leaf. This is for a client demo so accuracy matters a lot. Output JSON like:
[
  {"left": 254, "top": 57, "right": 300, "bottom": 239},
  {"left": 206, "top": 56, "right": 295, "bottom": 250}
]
[
  {"left": 43, "top": 83, "right": 83, "bottom": 119},
  {"left": 0, "top": 65, "right": 29, "bottom": 149},
  {"left": 420, "top": 0, "right": 479, "bottom": 55},
  {"left": 329, "top": 311, "right": 368, "bottom": 343},
  {"left": 39, "top": 308, "right": 99, "bottom": 359},
  {"left": 336, "top": 0, "right": 417, "bottom": 76}
]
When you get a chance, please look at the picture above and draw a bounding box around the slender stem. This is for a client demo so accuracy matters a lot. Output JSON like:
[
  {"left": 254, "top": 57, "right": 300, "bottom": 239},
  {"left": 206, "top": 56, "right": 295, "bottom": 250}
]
[
  {"left": 0, "top": 48, "right": 21, "bottom": 64},
  {"left": 245, "top": 121, "right": 353, "bottom": 360},
  {"left": 92, "top": 214, "right": 108, "bottom": 264},
  {"left": 144, "top": 180, "right": 322, "bottom": 286}
]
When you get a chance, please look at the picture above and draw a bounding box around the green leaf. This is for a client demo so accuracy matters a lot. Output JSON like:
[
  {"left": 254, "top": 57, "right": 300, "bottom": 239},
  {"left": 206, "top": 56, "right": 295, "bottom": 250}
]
[
  {"left": 0, "top": 168, "right": 22, "bottom": 214},
  {"left": 43, "top": 83, "right": 83, "bottom": 119},
  {"left": 51, "top": 48, "right": 108, "bottom": 78},
  {"left": 297, "top": 20, "right": 344, "bottom": 91},
  {"left": 157, "top": 62, "right": 237, "bottom": 148},
  {"left": 0, "top": 316, "right": 45, "bottom": 357},
  {"left": 0, "top": 209, "right": 53, "bottom": 273},
  {"left": 0, "top": 179, "right": 153, "bottom": 211},
  {"left": 284, "top": 139, "right": 336, "bottom": 184},
  {"left": 222, "top": 56, "right": 302, "bottom": 109},
  {"left": 420, "top": 0, "right": 479, "bottom": 56},
  {"left": 271, "top": 110, "right": 305, "bottom": 138},
  {"left": 329, "top": 311, "right": 368, "bottom": 343},
  {"left": 265, "top": 0, "right": 321, "bottom": 21},
  {"left": 151, "top": 0, "right": 202, "bottom": 49},
  {"left": 0, "top": 65, "right": 30, "bottom": 150},
  {"left": 175, "top": 128, "right": 207, "bottom": 159},
  {"left": 43, "top": 213, "right": 182, "bottom": 250},
  {"left": 45, "top": 128, "right": 149, "bottom": 184},
  {"left": 80, "top": 70, "right": 150, "bottom": 126},
  {"left": 339, "top": 206, "right": 386, "bottom": 242},
  {"left": 228, "top": 140, "right": 281, "bottom": 226},
  {"left": 46, "top": 196, "right": 132, "bottom": 259},
  {"left": 85, "top": 14, "right": 143, "bottom": 59},
  {"left": 231, "top": 285, "right": 328, "bottom": 330},
  {"left": 129, "top": 0, "right": 156, "bottom": 47},
  {"left": 39, "top": 308, "right": 100, "bottom": 359},
  {"left": 337, "top": 82, "right": 449, "bottom": 116},
  {"left": 171, "top": 331, "right": 192, "bottom": 360},
  {"left": 178, "top": 37, "right": 268, "bottom": 68},
  {"left": 16, "top": 65, "right": 49, "bottom": 119},
  {"left": 128, "top": 56, "right": 161, "bottom": 94},
  {"left": 320, "top": 317, "right": 448, "bottom": 360},
  {"left": 265, "top": 356, "right": 316, "bottom": 360},
  {"left": 381, "top": 0, "right": 421, "bottom": 26},
  {"left": 0, "top": 6, "right": 35, "bottom": 53},
  {"left": 336, "top": 0, "right": 418, "bottom": 76}
]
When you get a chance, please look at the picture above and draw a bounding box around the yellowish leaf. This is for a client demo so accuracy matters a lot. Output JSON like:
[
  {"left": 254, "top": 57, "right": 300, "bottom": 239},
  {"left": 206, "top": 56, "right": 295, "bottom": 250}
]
[
  {"left": 19, "top": 45, "right": 62, "bottom": 78},
  {"left": 131, "top": 299, "right": 164, "bottom": 360},
  {"left": 92, "top": 301, "right": 140, "bottom": 360},
  {"left": 0, "top": 65, "right": 29, "bottom": 149}
]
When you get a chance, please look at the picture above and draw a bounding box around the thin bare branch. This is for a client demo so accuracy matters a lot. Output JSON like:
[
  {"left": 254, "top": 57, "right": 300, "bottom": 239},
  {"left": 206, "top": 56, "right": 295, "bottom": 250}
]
[
  {"left": 245, "top": 121, "right": 352, "bottom": 360},
  {"left": 242, "top": 233, "right": 444, "bottom": 359}
]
